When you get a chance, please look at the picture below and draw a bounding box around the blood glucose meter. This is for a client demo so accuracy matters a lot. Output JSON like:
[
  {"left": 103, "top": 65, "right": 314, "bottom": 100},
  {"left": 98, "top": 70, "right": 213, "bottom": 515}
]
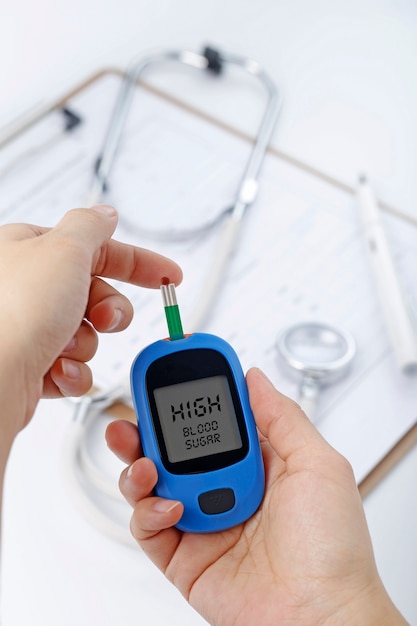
[{"left": 130, "top": 281, "right": 264, "bottom": 533}]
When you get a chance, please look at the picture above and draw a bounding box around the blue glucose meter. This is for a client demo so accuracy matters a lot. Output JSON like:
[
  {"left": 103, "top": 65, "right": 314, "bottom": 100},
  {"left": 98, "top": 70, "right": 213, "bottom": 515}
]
[{"left": 130, "top": 282, "right": 264, "bottom": 533}]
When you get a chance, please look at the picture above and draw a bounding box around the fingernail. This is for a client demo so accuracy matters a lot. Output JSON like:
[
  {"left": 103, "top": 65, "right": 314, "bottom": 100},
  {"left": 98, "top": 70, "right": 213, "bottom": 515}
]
[
  {"left": 126, "top": 463, "right": 135, "bottom": 479},
  {"left": 91, "top": 204, "right": 117, "bottom": 217},
  {"left": 61, "top": 359, "right": 81, "bottom": 379},
  {"left": 152, "top": 499, "right": 182, "bottom": 514},
  {"left": 107, "top": 308, "right": 124, "bottom": 331}
]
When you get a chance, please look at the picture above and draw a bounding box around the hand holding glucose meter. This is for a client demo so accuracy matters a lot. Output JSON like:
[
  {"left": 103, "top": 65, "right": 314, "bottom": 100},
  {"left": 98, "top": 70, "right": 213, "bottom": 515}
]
[{"left": 130, "top": 280, "right": 264, "bottom": 533}]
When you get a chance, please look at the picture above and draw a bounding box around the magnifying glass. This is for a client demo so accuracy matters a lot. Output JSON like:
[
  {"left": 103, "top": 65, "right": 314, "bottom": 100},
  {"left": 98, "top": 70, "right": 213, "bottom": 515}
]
[{"left": 276, "top": 322, "right": 356, "bottom": 422}]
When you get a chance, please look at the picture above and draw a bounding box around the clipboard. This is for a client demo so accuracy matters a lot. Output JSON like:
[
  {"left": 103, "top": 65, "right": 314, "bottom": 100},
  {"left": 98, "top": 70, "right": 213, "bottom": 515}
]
[{"left": 1, "top": 68, "right": 416, "bottom": 499}]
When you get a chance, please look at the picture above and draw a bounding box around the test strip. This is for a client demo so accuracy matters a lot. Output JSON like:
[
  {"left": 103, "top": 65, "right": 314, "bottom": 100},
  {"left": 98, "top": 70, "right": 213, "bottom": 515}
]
[{"left": 160, "top": 279, "right": 184, "bottom": 341}]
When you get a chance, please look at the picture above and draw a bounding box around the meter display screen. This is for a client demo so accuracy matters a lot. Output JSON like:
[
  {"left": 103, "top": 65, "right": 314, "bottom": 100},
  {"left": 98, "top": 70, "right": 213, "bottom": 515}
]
[
  {"left": 145, "top": 347, "right": 249, "bottom": 474},
  {"left": 154, "top": 375, "right": 242, "bottom": 464}
]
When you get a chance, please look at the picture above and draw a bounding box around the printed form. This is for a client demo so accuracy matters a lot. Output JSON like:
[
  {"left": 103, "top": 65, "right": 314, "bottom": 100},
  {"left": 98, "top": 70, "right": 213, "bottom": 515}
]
[{"left": 1, "top": 72, "right": 416, "bottom": 485}]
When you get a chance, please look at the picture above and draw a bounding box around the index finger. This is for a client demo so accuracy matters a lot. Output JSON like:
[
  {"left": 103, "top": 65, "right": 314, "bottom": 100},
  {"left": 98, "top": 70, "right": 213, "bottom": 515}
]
[
  {"left": 94, "top": 239, "right": 183, "bottom": 288},
  {"left": 53, "top": 206, "right": 182, "bottom": 288}
]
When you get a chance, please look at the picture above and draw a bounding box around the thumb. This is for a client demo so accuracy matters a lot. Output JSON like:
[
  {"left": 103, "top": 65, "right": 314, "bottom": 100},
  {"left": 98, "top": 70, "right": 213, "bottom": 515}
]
[
  {"left": 50, "top": 205, "right": 118, "bottom": 259},
  {"left": 246, "top": 367, "right": 329, "bottom": 465}
]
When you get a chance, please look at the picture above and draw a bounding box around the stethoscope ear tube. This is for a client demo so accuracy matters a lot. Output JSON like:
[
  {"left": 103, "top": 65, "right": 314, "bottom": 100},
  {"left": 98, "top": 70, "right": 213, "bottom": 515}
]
[
  {"left": 63, "top": 386, "right": 137, "bottom": 546},
  {"left": 61, "top": 414, "right": 136, "bottom": 548},
  {"left": 88, "top": 44, "right": 282, "bottom": 220}
]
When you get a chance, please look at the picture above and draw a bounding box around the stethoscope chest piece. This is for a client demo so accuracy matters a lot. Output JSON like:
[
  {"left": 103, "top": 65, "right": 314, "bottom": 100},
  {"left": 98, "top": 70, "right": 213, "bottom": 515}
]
[{"left": 276, "top": 322, "right": 356, "bottom": 421}]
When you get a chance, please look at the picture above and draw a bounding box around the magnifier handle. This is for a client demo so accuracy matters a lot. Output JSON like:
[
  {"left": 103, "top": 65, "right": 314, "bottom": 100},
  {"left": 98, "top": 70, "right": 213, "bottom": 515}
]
[{"left": 298, "top": 376, "right": 319, "bottom": 422}]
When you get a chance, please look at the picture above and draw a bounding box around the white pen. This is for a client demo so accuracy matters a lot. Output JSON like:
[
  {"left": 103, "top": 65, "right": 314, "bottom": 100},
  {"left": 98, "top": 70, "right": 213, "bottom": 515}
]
[{"left": 357, "top": 175, "right": 417, "bottom": 374}]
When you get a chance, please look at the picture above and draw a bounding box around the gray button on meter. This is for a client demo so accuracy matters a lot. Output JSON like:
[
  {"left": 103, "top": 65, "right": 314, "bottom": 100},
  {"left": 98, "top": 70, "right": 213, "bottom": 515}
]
[{"left": 198, "top": 488, "right": 236, "bottom": 515}]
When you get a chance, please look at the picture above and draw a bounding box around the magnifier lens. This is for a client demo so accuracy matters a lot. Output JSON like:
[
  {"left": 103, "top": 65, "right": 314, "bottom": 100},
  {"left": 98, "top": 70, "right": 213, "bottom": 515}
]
[
  {"left": 277, "top": 322, "right": 356, "bottom": 421},
  {"left": 278, "top": 322, "right": 356, "bottom": 378},
  {"left": 286, "top": 327, "right": 348, "bottom": 365}
]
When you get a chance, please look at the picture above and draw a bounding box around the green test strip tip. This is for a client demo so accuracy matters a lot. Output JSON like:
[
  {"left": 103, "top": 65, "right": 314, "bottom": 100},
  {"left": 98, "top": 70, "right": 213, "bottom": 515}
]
[{"left": 160, "top": 281, "right": 184, "bottom": 341}]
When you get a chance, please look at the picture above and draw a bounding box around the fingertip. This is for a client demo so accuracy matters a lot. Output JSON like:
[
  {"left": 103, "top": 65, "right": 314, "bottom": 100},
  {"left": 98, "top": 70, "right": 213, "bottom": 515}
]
[
  {"left": 106, "top": 419, "right": 142, "bottom": 464},
  {"left": 246, "top": 367, "right": 285, "bottom": 413},
  {"left": 156, "top": 262, "right": 183, "bottom": 291},
  {"left": 90, "top": 204, "right": 118, "bottom": 218},
  {"left": 247, "top": 366, "right": 324, "bottom": 464},
  {"left": 49, "top": 358, "right": 93, "bottom": 397},
  {"left": 105, "top": 419, "right": 121, "bottom": 450},
  {"left": 120, "top": 457, "right": 159, "bottom": 509},
  {"left": 130, "top": 497, "right": 184, "bottom": 540},
  {"left": 171, "top": 264, "right": 183, "bottom": 287},
  {"left": 152, "top": 499, "right": 183, "bottom": 517},
  {"left": 89, "top": 298, "right": 133, "bottom": 333},
  {"left": 247, "top": 367, "right": 275, "bottom": 389},
  {"left": 124, "top": 456, "right": 157, "bottom": 486}
]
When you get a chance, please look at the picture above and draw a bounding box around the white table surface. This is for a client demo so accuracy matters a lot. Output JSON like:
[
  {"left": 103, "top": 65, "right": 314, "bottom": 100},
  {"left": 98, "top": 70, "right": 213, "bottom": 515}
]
[{"left": 1, "top": 1, "right": 417, "bottom": 624}]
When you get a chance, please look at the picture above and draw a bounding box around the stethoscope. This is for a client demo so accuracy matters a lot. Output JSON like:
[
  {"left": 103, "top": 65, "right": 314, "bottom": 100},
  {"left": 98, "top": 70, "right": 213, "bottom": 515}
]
[
  {"left": 277, "top": 322, "right": 356, "bottom": 422},
  {"left": 87, "top": 44, "right": 282, "bottom": 331},
  {"left": 65, "top": 45, "right": 356, "bottom": 545}
]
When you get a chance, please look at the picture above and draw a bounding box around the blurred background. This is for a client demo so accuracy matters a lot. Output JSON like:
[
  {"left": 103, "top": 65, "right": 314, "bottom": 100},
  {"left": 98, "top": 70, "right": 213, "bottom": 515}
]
[{"left": 1, "top": 1, "right": 417, "bottom": 624}]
